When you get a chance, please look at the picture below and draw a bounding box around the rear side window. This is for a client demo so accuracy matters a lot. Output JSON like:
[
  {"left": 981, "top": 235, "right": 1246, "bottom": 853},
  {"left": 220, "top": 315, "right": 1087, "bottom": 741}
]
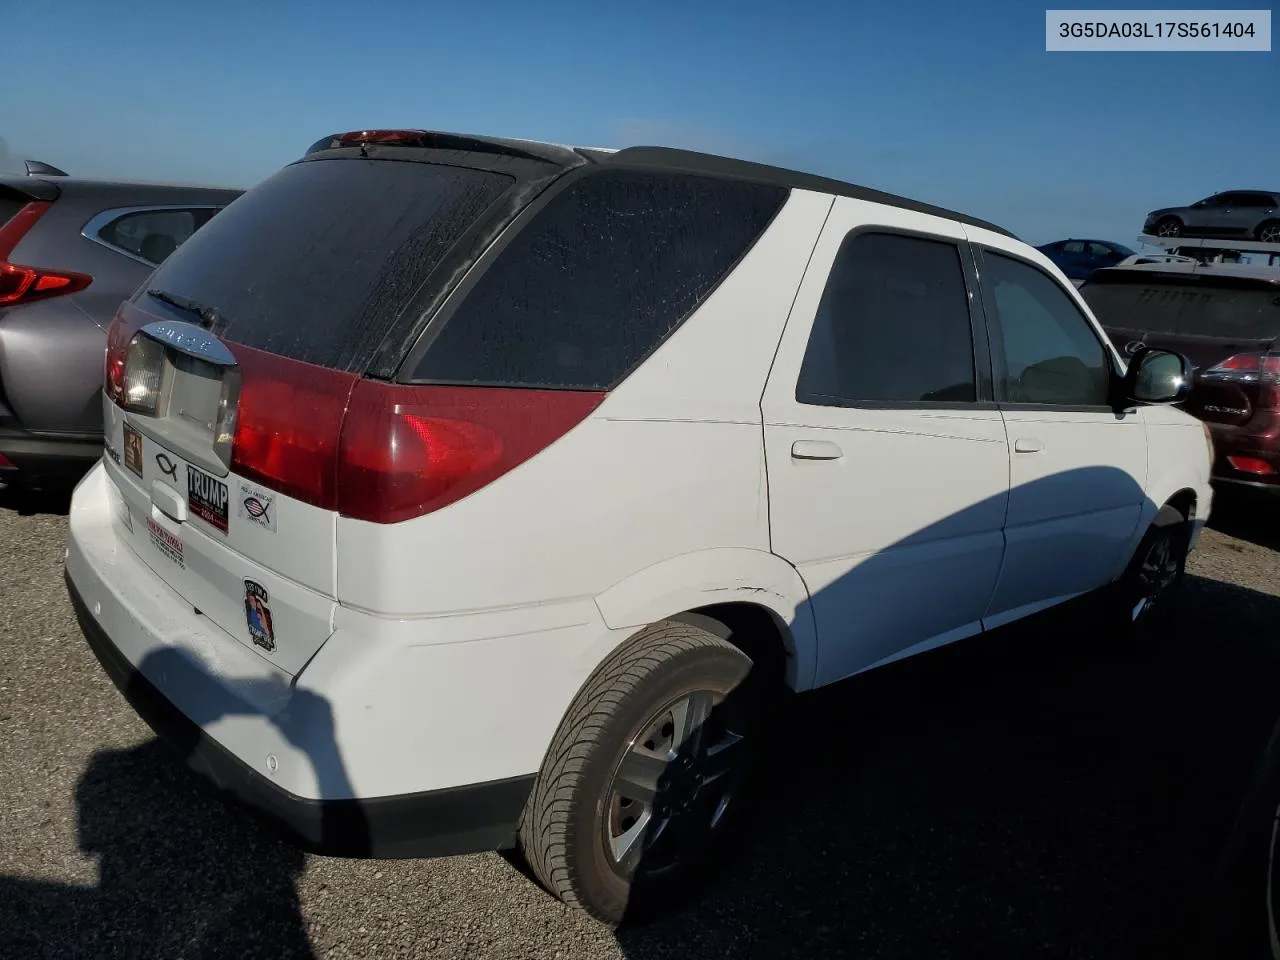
[
  {"left": 1082, "top": 279, "right": 1280, "bottom": 340},
  {"left": 97, "top": 208, "right": 218, "bottom": 265},
  {"left": 409, "top": 169, "right": 787, "bottom": 389},
  {"left": 796, "top": 232, "right": 976, "bottom": 406},
  {"left": 145, "top": 159, "right": 514, "bottom": 372}
]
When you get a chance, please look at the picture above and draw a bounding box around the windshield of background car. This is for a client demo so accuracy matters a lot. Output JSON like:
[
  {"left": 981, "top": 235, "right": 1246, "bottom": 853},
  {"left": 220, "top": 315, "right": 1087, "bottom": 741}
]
[
  {"left": 1081, "top": 276, "right": 1280, "bottom": 340},
  {"left": 141, "top": 158, "right": 515, "bottom": 372}
]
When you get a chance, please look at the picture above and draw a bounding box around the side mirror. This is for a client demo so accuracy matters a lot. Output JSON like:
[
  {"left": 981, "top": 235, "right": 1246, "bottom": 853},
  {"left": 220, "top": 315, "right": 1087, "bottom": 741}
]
[{"left": 1123, "top": 347, "right": 1192, "bottom": 404}]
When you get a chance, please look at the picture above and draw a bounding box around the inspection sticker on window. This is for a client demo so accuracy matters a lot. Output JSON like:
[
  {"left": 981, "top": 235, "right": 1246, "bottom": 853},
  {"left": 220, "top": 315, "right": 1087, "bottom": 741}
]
[
  {"left": 1047, "top": 10, "right": 1270, "bottom": 51},
  {"left": 146, "top": 517, "right": 185, "bottom": 569}
]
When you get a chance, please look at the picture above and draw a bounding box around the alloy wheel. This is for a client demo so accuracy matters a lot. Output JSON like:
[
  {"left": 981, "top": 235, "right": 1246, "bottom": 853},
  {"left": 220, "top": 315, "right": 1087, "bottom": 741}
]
[
  {"left": 604, "top": 689, "right": 745, "bottom": 879},
  {"left": 1131, "top": 532, "right": 1181, "bottom": 622},
  {"left": 1260, "top": 224, "right": 1280, "bottom": 244},
  {"left": 1156, "top": 219, "right": 1181, "bottom": 238}
]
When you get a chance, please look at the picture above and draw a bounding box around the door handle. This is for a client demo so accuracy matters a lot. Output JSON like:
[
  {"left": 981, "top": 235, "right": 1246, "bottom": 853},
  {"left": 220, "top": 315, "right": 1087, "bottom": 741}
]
[
  {"left": 1014, "top": 437, "right": 1044, "bottom": 454},
  {"left": 791, "top": 439, "right": 843, "bottom": 461}
]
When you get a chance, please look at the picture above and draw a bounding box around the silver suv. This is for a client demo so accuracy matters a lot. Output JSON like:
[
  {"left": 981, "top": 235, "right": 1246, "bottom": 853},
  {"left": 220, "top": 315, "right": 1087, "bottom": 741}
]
[{"left": 1143, "top": 191, "right": 1280, "bottom": 243}]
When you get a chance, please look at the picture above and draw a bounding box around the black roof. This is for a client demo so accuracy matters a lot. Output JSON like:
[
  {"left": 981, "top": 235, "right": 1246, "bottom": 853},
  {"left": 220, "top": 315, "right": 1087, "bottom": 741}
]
[
  {"left": 304, "top": 130, "right": 1017, "bottom": 240},
  {"left": 605, "top": 146, "right": 1016, "bottom": 239}
]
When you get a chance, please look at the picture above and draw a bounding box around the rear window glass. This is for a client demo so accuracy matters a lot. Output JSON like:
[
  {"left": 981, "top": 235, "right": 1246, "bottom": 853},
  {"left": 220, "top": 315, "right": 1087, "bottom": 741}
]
[
  {"left": 0, "top": 195, "right": 27, "bottom": 230},
  {"left": 144, "top": 159, "right": 514, "bottom": 371},
  {"left": 1081, "top": 278, "right": 1280, "bottom": 340},
  {"left": 409, "top": 169, "right": 787, "bottom": 389}
]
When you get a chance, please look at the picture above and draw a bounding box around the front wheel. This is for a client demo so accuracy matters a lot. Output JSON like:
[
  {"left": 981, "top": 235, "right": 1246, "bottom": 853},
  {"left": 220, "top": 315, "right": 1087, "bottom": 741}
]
[
  {"left": 1112, "top": 504, "right": 1190, "bottom": 636},
  {"left": 518, "top": 617, "right": 758, "bottom": 924},
  {"left": 1154, "top": 216, "right": 1183, "bottom": 238}
]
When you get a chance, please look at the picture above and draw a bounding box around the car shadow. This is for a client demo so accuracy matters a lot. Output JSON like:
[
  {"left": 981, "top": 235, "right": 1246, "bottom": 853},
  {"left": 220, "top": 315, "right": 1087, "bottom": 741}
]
[
  {"left": 614, "top": 575, "right": 1280, "bottom": 959},
  {"left": 0, "top": 480, "right": 74, "bottom": 517},
  {"left": 1207, "top": 489, "right": 1280, "bottom": 553}
]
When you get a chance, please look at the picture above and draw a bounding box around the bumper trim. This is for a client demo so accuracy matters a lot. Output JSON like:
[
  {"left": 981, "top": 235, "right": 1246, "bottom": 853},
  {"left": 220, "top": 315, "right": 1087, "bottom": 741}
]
[{"left": 66, "top": 569, "right": 534, "bottom": 859}]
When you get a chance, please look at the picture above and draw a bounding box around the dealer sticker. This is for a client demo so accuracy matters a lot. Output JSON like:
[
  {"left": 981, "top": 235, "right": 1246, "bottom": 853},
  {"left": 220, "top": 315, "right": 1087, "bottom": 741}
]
[
  {"left": 146, "top": 517, "right": 184, "bottom": 569},
  {"left": 237, "top": 481, "right": 276, "bottom": 533},
  {"left": 187, "top": 467, "right": 229, "bottom": 534}
]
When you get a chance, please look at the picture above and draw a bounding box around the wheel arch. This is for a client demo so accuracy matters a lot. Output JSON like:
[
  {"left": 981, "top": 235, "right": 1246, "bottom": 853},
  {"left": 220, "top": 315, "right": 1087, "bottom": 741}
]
[{"left": 593, "top": 548, "right": 818, "bottom": 691}]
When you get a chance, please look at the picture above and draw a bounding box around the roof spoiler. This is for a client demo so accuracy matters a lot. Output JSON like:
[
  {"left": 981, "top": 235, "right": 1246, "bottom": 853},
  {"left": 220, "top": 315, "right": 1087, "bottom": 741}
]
[{"left": 25, "top": 160, "right": 68, "bottom": 177}]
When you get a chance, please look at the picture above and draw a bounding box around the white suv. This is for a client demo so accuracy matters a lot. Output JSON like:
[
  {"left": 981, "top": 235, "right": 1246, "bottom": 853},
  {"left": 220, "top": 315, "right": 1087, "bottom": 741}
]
[{"left": 65, "top": 130, "right": 1213, "bottom": 924}]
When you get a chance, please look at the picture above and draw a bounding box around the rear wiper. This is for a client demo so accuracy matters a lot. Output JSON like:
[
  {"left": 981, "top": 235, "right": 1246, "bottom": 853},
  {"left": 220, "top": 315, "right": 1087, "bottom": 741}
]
[{"left": 146, "top": 288, "right": 223, "bottom": 329}]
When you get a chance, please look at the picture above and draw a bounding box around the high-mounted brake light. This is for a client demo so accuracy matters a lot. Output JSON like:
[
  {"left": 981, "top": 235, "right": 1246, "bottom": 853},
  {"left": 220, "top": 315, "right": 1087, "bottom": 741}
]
[
  {"left": 0, "top": 202, "right": 92, "bottom": 307},
  {"left": 337, "top": 129, "right": 429, "bottom": 147}
]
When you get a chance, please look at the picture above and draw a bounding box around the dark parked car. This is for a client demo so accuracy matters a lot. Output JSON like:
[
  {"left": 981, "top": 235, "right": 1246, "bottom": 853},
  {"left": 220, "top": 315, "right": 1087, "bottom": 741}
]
[
  {"left": 0, "top": 169, "right": 241, "bottom": 485},
  {"left": 1036, "top": 238, "right": 1135, "bottom": 282},
  {"left": 1080, "top": 262, "right": 1280, "bottom": 494},
  {"left": 1143, "top": 191, "right": 1280, "bottom": 243}
]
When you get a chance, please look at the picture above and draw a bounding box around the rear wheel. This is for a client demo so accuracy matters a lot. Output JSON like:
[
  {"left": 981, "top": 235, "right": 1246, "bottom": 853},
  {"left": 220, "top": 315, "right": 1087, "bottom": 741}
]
[
  {"left": 518, "top": 617, "right": 758, "bottom": 925},
  {"left": 1112, "top": 503, "right": 1190, "bottom": 637},
  {"left": 1256, "top": 220, "right": 1280, "bottom": 244},
  {"left": 1154, "top": 216, "right": 1183, "bottom": 238}
]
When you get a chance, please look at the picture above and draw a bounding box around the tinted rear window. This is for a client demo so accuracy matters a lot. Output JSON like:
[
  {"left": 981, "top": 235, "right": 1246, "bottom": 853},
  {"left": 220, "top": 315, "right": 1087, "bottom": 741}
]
[
  {"left": 144, "top": 159, "right": 514, "bottom": 371},
  {"left": 409, "top": 169, "right": 787, "bottom": 389},
  {"left": 1081, "top": 278, "right": 1280, "bottom": 340},
  {"left": 0, "top": 195, "right": 27, "bottom": 230}
]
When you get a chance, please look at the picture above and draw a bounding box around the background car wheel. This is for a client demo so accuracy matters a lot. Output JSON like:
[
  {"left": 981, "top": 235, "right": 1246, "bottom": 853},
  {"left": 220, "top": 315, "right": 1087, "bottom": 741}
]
[
  {"left": 1256, "top": 220, "right": 1280, "bottom": 244},
  {"left": 518, "top": 616, "right": 759, "bottom": 925},
  {"left": 1154, "top": 217, "right": 1183, "bottom": 238},
  {"left": 1111, "top": 503, "right": 1190, "bottom": 639}
]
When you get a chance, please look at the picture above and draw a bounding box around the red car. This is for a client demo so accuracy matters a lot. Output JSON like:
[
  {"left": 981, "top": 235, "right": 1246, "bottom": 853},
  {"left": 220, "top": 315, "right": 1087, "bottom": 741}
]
[{"left": 1081, "top": 263, "right": 1280, "bottom": 495}]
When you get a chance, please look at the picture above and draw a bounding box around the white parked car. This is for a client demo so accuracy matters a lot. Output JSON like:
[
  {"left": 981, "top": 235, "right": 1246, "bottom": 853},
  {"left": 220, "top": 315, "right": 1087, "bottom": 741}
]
[{"left": 65, "top": 130, "right": 1213, "bottom": 924}]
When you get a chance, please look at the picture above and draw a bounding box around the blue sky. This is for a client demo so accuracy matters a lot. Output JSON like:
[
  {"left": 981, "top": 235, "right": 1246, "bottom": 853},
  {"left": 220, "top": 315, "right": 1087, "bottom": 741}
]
[{"left": 2, "top": 0, "right": 1275, "bottom": 244}]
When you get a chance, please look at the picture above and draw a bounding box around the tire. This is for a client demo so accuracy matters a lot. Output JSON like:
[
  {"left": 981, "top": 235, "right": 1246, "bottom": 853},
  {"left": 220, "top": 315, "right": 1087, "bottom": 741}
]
[
  {"left": 1154, "top": 216, "right": 1183, "bottom": 239},
  {"left": 518, "top": 616, "right": 758, "bottom": 925},
  {"left": 1256, "top": 220, "right": 1280, "bottom": 245},
  {"left": 1110, "top": 503, "right": 1190, "bottom": 638}
]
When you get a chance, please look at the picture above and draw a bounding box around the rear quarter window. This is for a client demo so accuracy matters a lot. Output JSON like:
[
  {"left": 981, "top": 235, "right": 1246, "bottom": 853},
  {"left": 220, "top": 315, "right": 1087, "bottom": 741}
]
[{"left": 408, "top": 168, "right": 788, "bottom": 389}]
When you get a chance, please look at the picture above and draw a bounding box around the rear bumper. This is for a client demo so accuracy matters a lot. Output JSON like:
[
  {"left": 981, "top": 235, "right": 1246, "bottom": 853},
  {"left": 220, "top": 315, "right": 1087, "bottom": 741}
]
[
  {"left": 1207, "top": 419, "right": 1280, "bottom": 490},
  {"left": 67, "top": 569, "right": 533, "bottom": 858}
]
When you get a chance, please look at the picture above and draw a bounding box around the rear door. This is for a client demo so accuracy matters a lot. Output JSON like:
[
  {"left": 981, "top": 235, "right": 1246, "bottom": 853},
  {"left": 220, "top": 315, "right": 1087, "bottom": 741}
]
[
  {"left": 763, "top": 202, "right": 1009, "bottom": 685},
  {"left": 973, "top": 245, "right": 1146, "bottom": 626},
  {"left": 100, "top": 156, "right": 521, "bottom": 674}
]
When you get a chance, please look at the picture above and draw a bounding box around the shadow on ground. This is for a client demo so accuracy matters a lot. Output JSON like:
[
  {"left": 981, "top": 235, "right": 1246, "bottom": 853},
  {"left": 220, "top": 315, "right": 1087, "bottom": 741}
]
[
  {"left": 615, "top": 576, "right": 1280, "bottom": 959},
  {"left": 1, "top": 576, "right": 1277, "bottom": 959},
  {"left": 0, "top": 480, "right": 75, "bottom": 517},
  {"left": 1208, "top": 488, "right": 1280, "bottom": 553}
]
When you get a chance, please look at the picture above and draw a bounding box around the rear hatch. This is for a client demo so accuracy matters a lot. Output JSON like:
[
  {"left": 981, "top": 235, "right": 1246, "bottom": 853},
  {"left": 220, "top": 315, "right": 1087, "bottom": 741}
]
[
  {"left": 101, "top": 149, "right": 536, "bottom": 674},
  {"left": 1080, "top": 268, "right": 1280, "bottom": 427}
]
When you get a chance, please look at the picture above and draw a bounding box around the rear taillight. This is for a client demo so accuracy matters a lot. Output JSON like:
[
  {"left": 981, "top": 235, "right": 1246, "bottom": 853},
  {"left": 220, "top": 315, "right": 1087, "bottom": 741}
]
[
  {"left": 1226, "top": 456, "right": 1275, "bottom": 476},
  {"left": 229, "top": 351, "right": 357, "bottom": 509},
  {"left": 224, "top": 346, "right": 605, "bottom": 523},
  {"left": 0, "top": 202, "right": 92, "bottom": 307},
  {"left": 1204, "top": 353, "right": 1280, "bottom": 384},
  {"left": 335, "top": 382, "right": 603, "bottom": 524}
]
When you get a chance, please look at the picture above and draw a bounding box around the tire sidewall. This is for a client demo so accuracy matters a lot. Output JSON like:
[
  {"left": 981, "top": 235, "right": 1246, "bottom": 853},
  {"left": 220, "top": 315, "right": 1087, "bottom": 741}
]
[
  {"left": 1118, "top": 506, "right": 1189, "bottom": 638},
  {"left": 566, "top": 644, "right": 753, "bottom": 924}
]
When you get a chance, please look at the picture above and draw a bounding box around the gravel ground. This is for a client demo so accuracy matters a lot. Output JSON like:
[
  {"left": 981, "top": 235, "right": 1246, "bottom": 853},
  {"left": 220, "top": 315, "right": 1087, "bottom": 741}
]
[{"left": 2, "top": 483, "right": 1279, "bottom": 959}]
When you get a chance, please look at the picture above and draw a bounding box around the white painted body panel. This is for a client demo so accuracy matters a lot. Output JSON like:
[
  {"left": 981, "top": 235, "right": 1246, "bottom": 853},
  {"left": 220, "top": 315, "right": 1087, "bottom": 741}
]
[
  {"left": 761, "top": 198, "right": 1009, "bottom": 686},
  {"left": 66, "top": 186, "right": 1215, "bottom": 805}
]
